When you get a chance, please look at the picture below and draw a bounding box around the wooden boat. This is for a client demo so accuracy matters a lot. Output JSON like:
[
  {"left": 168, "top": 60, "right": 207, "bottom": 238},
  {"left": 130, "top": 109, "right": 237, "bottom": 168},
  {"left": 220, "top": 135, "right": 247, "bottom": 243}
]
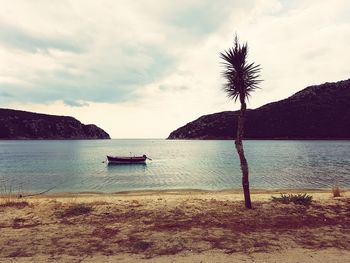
[{"left": 106, "top": 154, "right": 151, "bottom": 164}]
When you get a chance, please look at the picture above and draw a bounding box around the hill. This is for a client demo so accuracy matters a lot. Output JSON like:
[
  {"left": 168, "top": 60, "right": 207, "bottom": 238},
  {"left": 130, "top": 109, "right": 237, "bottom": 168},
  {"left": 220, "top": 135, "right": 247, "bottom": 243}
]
[
  {"left": 0, "top": 108, "right": 110, "bottom": 139},
  {"left": 168, "top": 79, "right": 350, "bottom": 139}
]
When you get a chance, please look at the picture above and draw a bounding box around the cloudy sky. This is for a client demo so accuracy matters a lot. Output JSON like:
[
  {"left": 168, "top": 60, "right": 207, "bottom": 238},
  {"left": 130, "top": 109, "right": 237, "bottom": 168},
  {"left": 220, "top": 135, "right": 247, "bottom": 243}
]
[{"left": 0, "top": 0, "right": 349, "bottom": 138}]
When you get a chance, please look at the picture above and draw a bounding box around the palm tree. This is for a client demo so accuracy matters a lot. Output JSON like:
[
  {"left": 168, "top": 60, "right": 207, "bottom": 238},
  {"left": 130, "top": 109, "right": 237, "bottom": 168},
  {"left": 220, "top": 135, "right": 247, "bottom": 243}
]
[{"left": 220, "top": 35, "right": 262, "bottom": 209}]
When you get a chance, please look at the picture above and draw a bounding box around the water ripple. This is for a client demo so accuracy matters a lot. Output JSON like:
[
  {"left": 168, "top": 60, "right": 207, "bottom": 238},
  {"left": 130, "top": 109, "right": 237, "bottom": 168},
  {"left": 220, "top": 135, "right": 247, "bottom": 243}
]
[{"left": 0, "top": 140, "right": 349, "bottom": 192}]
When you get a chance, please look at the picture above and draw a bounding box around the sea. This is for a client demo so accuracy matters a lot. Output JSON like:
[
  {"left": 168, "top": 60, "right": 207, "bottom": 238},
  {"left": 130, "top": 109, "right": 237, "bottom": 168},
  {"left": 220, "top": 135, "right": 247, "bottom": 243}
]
[{"left": 0, "top": 139, "right": 349, "bottom": 193}]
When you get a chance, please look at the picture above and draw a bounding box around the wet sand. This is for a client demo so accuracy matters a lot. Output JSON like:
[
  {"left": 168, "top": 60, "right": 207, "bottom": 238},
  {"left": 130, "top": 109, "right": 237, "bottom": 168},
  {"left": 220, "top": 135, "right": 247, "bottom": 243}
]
[{"left": 1, "top": 189, "right": 349, "bottom": 262}]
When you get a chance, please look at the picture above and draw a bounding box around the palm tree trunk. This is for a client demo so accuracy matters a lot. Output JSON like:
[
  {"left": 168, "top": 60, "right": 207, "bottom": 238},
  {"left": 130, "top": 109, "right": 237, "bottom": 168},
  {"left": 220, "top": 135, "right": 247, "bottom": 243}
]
[{"left": 235, "top": 100, "right": 252, "bottom": 209}]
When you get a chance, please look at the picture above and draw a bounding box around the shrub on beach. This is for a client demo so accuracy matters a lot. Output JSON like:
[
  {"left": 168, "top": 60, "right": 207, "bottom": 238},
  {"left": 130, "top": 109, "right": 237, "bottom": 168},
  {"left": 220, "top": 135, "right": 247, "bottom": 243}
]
[
  {"left": 271, "top": 193, "right": 313, "bottom": 206},
  {"left": 332, "top": 186, "right": 341, "bottom": 197}
]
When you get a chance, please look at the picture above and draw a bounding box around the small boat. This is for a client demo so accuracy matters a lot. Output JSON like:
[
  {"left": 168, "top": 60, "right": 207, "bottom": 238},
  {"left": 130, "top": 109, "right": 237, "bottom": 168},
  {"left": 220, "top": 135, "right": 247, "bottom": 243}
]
[{"left": 106, "top": 154, "right": 151, "bottom": 164}]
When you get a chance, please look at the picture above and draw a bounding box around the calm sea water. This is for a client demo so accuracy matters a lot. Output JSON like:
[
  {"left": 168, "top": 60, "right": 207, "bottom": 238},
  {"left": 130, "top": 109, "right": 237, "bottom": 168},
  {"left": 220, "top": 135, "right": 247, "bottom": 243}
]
[{"left": 0, "top": 139, "right": 349, "bottom": 193}]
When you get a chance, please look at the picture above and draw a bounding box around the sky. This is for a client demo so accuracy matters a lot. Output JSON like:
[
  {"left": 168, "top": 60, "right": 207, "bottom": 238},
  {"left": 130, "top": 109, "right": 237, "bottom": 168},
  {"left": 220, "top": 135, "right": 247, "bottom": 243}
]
[{"left": 0, "top": 0, "right": 349, "bottom": 138}]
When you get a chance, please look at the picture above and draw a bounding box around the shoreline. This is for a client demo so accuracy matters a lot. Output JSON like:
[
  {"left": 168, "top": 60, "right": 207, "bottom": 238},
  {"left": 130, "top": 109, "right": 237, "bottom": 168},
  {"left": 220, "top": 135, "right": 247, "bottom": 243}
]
[{"left": 7, "top": 187, "right": 349, "bottom": 196}]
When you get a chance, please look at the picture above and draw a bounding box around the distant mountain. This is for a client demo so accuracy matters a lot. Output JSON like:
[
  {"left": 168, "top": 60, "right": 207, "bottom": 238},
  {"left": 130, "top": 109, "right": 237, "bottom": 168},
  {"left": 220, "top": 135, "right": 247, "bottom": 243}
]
[
  {"left": 168, "top": 79, "right": 350, "bottom": 140},
  {"left": 0, "top": 108, "right": 110, "bottom": 139}
]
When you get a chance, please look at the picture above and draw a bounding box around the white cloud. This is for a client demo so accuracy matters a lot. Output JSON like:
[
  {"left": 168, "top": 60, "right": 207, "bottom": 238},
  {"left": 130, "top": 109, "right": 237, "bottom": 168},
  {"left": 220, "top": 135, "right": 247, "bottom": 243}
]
[{"left": 0, "top": 0, "right": 349, "bottom": 138}]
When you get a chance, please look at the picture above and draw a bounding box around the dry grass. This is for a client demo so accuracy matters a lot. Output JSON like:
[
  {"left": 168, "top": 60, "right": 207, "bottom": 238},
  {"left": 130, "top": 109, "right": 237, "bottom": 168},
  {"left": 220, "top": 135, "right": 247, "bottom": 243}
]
[
  {"left": 0, "top": 192, "right": 350, "bottom": 260},
  {"left": 55, "top": 203, "right": 93, "bottom": 218},
  {"left": 0, "top": 200, "right": 29, "bottom": 208}
]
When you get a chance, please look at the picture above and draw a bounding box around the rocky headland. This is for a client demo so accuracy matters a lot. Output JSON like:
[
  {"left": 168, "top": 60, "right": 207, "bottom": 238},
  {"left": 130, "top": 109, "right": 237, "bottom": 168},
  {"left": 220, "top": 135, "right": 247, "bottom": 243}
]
[
  {"left": 168, "top": 79, "right": 350, "bottom": 140},
  {"left": 0, "top": 108, "right": 110, "bottom": 139}
]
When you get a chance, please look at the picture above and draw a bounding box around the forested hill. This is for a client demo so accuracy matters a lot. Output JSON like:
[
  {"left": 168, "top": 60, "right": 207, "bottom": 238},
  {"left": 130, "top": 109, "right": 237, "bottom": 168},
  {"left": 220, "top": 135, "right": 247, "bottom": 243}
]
[
  {"left": 168, "top": 79, "right": 350, "bottom": 140},
  {"left": 0, "top": 108, "right": 110, "bottom": 139}
]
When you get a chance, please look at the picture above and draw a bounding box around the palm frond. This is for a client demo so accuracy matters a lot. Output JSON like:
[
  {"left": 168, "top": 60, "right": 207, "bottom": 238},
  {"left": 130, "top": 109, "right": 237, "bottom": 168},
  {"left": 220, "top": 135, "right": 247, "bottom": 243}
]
[{"left": 220, "top": 35, "right": 262, "bottom": 103}]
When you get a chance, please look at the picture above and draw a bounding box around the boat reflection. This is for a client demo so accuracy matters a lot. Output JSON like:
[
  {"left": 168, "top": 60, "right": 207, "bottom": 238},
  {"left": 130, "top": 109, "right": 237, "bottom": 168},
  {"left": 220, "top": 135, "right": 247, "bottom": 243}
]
[{"left": 106, "top": 162, "right": 148, "bottom": 175}]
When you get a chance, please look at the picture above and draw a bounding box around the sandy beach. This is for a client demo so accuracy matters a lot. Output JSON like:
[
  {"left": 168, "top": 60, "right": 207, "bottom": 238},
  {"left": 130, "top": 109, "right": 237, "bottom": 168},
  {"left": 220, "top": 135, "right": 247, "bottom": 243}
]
[{"left": 1, "top": 189, "right": 349, "bottom": 262}]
